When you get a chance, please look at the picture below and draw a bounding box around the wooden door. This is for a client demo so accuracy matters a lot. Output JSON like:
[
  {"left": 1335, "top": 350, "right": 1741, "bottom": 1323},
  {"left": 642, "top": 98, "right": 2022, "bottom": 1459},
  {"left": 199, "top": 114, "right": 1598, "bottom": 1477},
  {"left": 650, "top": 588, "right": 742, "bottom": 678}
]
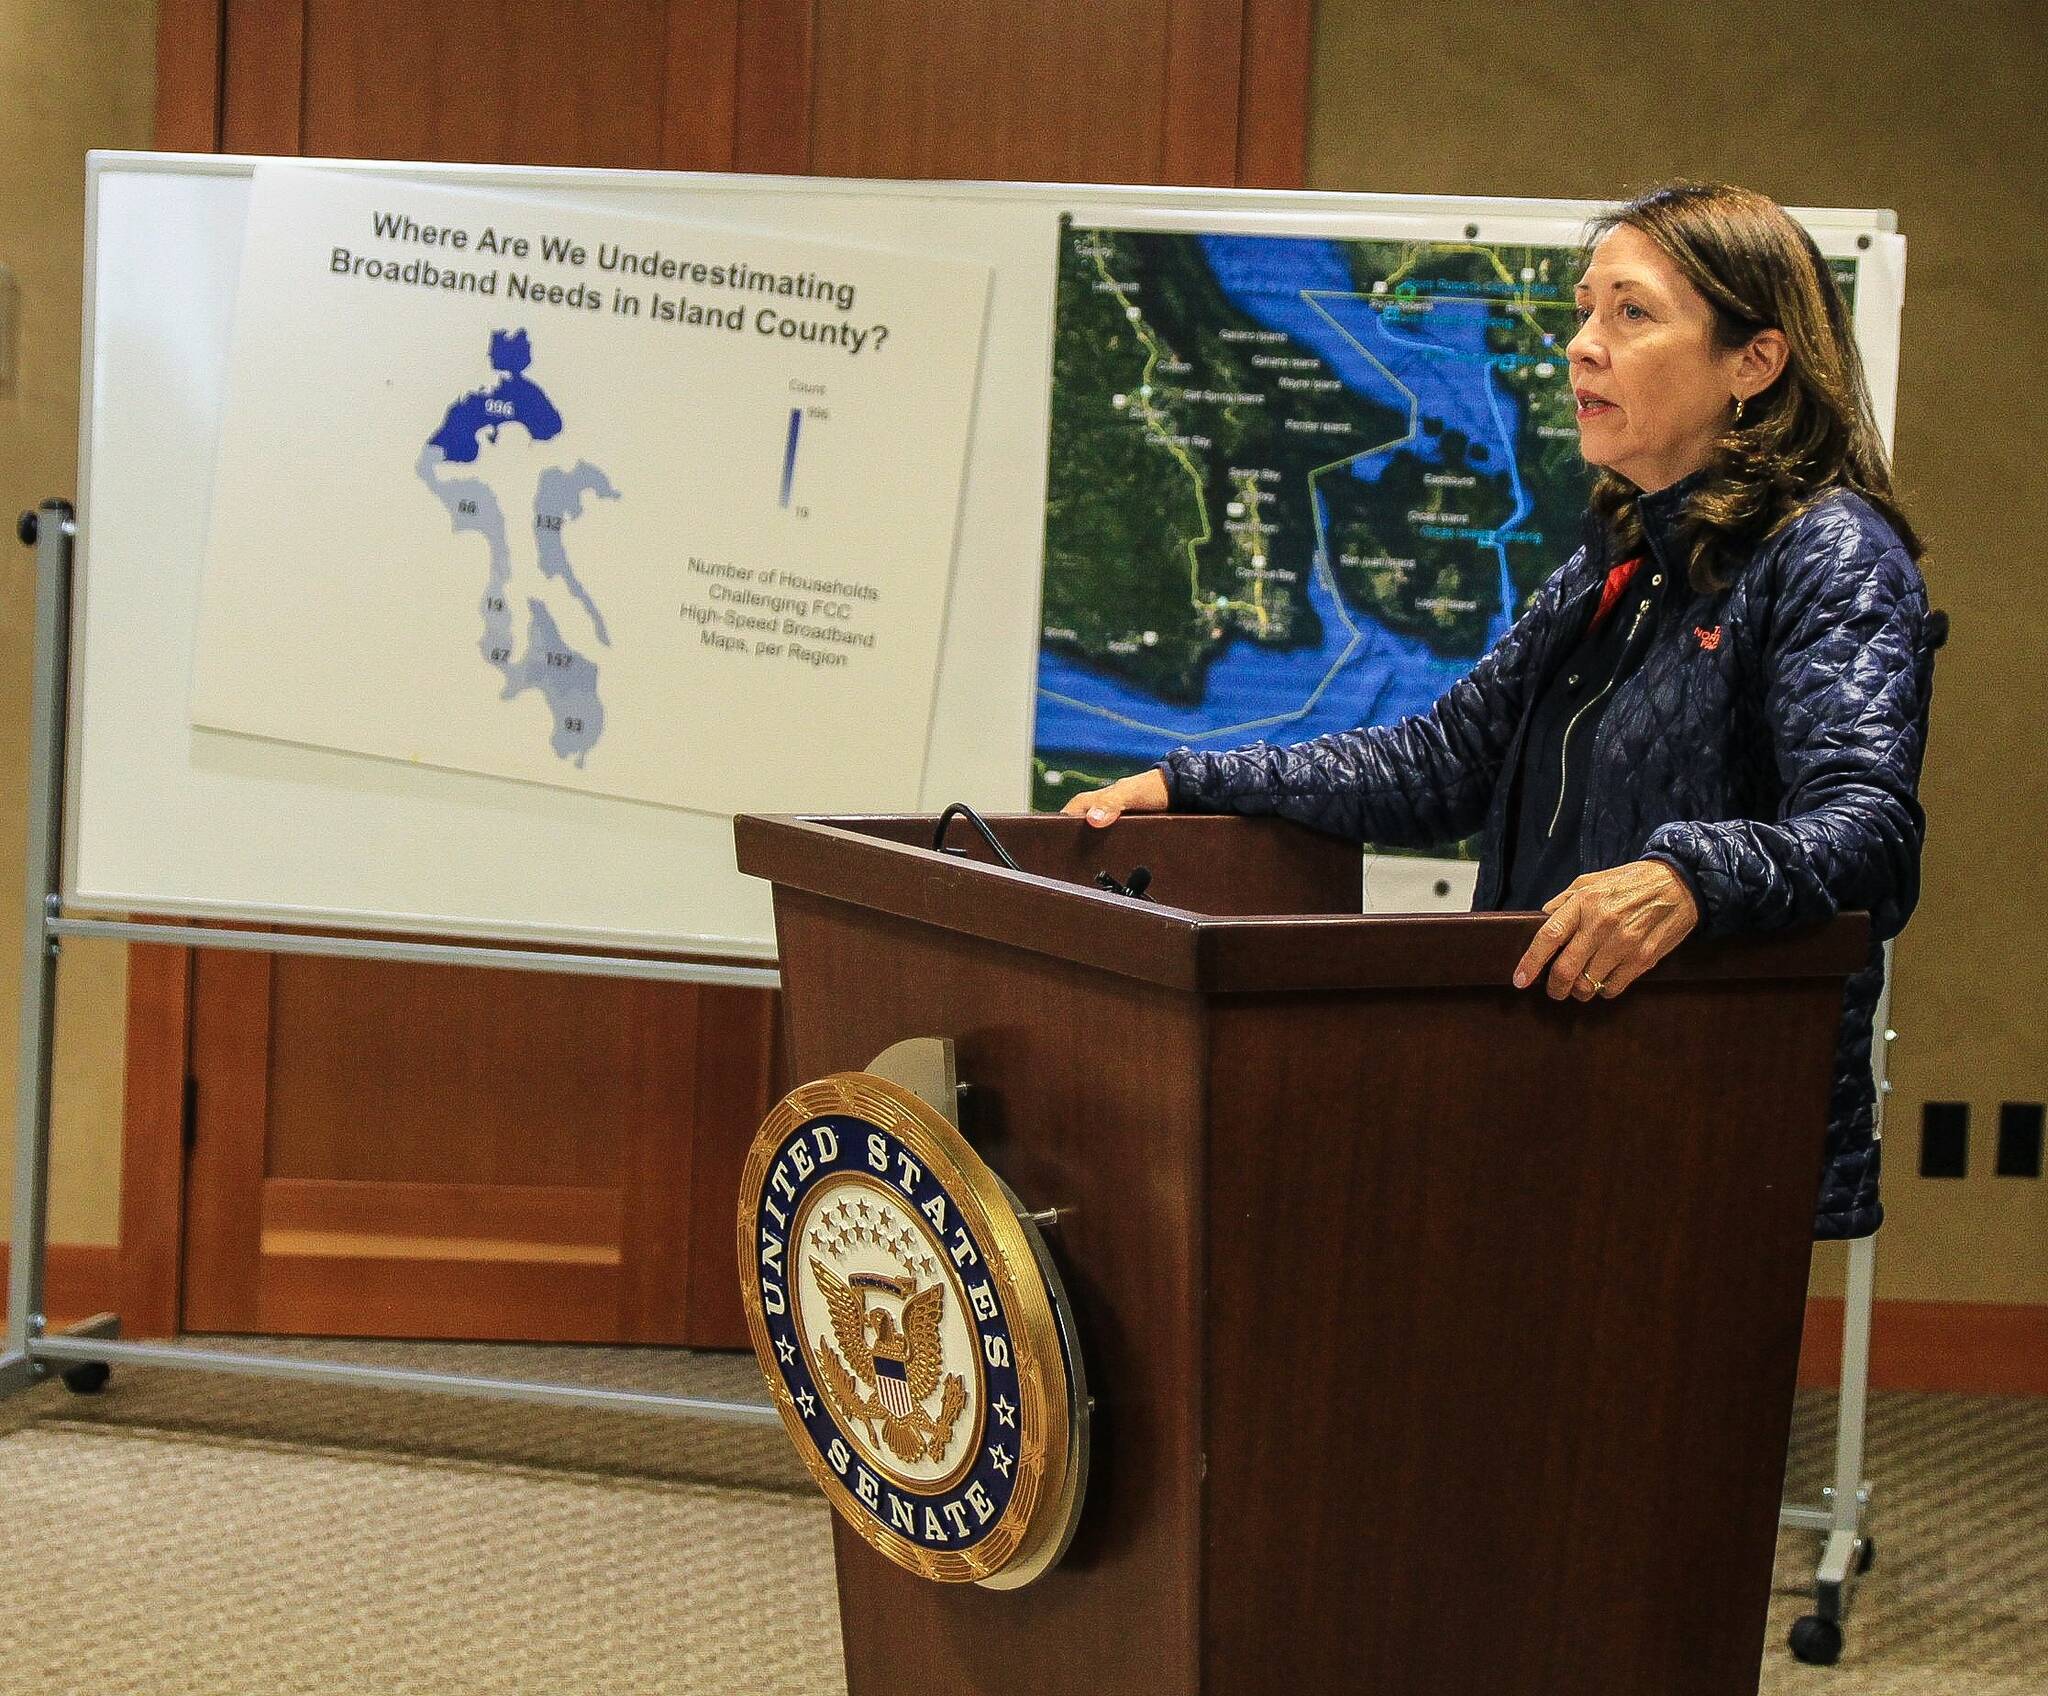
[
  {"left": 179, "top": 947, "right": 772, "bottom": 1342},
  {"left": 130, "top": 0, "right": 1310, "bottom": 1344}
]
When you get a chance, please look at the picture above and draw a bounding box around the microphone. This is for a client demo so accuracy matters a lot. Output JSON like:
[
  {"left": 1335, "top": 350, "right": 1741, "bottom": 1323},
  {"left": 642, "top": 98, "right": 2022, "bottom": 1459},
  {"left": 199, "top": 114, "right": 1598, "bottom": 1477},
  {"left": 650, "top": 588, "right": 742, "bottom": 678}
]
[{"left": 1093, "top": 866, "right": 1153, "bottom": 901}]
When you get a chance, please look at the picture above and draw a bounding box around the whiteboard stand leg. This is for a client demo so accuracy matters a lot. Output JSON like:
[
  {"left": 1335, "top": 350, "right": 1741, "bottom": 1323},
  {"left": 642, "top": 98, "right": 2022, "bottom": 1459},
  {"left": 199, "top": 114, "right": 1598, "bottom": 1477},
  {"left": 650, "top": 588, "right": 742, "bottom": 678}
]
[
  {"left": 1815, "top": 1230, "right": 1877, "bottom": 1623},
  {"left": 1780, "top": 1231, "right": 1877, "bottom": 1665},
  {"left": 4, "top": 502, "right": 77, "bottom": 1404}
]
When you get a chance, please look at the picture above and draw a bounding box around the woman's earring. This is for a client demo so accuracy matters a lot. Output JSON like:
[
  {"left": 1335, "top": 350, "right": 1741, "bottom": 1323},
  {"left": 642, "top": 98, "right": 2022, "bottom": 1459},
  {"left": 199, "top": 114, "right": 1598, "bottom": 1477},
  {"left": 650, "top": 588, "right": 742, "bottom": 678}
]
[{"left": 1733, "top": 394, "right": 1746, "bottom": 424}]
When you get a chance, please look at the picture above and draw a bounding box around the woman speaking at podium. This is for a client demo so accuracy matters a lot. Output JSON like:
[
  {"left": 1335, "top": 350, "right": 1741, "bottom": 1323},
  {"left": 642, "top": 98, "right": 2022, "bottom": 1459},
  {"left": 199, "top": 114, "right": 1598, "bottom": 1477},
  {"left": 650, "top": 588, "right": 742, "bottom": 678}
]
[{"left": 1064, "top": 182, "right": 1937, "bottom": 1240}]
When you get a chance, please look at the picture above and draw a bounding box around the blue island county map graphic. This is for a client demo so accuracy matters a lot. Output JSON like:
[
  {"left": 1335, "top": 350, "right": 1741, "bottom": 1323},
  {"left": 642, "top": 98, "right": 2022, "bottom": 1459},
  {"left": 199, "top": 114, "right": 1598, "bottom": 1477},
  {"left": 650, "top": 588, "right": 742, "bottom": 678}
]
[
  {"left": 416, "top": 328, "right": 618, "bottom": 768},
  {"left": 1032, "top": 224, "right": 1593, "bottom": 845}
]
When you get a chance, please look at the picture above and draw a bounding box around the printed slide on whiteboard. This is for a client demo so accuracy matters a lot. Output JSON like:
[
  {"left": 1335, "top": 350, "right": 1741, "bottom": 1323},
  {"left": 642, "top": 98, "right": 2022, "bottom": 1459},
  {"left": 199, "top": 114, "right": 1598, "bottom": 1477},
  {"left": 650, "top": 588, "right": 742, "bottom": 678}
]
[{"left": 190, "top": 164, "right": 994, "bottom": 817}]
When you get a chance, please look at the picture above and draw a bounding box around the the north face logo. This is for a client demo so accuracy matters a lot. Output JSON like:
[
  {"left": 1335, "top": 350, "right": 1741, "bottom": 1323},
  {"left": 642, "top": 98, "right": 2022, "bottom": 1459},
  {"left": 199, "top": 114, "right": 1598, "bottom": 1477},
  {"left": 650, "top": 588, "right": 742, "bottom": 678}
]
[{"left": 1694, "top": 624, "right": 1724, "bottom": 651}]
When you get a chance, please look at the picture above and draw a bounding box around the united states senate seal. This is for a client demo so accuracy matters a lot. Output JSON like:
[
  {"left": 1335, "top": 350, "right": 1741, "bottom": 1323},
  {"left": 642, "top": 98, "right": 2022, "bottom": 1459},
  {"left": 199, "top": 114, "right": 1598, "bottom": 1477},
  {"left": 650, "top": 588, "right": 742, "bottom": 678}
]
[{"left": 737, "top": 1069, "right": 1086, "bottom": 1587}]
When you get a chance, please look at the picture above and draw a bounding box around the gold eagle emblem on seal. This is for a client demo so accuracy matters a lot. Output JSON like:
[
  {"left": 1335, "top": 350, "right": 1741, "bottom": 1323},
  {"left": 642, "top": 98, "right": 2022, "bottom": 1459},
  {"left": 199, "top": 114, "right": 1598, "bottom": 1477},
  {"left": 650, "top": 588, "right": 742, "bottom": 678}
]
[{"left": 812, "top": 1261, "right": 970, "bottom": 1465}]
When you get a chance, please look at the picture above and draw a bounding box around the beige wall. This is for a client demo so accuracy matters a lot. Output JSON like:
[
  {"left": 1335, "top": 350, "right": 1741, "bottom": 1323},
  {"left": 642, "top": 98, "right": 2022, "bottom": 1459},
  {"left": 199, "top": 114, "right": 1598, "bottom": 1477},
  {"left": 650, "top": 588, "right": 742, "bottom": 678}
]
[
  {"left": 1308, "top": 0, "right": 2047, "bottom": 1304},
  {"left": 0, "top": 1, "right": 157, "bottom": 1248}
]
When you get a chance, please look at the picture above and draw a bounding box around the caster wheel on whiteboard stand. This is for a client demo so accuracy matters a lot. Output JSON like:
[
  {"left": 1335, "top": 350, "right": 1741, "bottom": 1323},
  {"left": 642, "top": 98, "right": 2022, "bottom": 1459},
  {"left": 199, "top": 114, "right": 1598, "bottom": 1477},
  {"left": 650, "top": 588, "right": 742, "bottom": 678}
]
[
  {"left": 60, "top": 1362, "right": 112, "bottom": 1396},
  {"left": 1788, "top": 1614, "right": 1844, "bottom": 1666}
]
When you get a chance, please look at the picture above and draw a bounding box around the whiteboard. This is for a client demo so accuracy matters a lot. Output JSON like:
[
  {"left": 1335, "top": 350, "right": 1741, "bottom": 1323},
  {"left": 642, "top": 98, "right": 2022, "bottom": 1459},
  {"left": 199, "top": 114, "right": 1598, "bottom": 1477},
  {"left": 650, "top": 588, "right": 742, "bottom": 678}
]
[{"left": 67, "top": 153, "right": 1904, "bottom": 957}]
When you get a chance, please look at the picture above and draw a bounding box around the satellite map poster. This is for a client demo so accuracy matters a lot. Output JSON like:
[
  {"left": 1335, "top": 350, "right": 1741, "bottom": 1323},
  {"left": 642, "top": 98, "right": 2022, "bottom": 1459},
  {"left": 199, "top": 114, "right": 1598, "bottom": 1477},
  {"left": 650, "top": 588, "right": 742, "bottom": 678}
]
[{"left": 190, "top": 165, "right": 992, "bottom": 819}]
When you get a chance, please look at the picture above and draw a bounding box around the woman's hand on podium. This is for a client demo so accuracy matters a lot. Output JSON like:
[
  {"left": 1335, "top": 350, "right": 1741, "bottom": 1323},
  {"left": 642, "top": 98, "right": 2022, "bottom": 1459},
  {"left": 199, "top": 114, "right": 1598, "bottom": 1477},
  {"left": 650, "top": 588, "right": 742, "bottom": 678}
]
[
  {"left": 1062, "top": 767, "right": 1170, "bottom": 828},
  {"left": 1512, "top": 859, "right": 1701, "bottom": 1001}
]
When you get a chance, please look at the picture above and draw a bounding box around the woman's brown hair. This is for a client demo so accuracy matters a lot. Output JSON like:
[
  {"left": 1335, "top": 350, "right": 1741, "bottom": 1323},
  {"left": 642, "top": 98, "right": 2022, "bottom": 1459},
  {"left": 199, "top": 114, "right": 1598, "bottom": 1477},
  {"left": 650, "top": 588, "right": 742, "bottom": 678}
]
[{"left": 1583, "top": 182, "right": 1923, "bottom": 589}]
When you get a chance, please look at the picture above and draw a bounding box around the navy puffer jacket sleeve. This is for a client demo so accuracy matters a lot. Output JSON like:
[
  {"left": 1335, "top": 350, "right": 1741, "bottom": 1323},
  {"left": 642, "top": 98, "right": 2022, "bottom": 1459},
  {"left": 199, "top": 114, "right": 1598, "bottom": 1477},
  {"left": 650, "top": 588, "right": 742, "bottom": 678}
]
[
  {"left": 1160, "top": 547, "right": 1587, "bottom": 846},
  {"left": 1641, "top": 526, "right": 1931, "bottom": 942}
]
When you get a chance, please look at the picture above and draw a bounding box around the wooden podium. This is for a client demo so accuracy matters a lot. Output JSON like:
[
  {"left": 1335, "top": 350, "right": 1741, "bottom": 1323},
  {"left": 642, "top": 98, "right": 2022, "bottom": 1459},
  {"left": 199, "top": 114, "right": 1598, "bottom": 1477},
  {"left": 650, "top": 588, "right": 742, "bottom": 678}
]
[{"left": 734, "top": 811, "right": 1866, "bottom": 1696}]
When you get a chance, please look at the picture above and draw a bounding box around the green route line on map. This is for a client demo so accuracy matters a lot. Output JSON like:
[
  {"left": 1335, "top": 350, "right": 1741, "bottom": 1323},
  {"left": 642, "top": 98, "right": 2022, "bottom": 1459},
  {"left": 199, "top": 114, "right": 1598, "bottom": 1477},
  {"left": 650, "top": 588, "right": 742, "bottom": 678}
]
[
  {"left": 1087, "top": 244, "right": 1220, "bottom": 621},
  {"left": 1088, "top": 242, "right": 1277, "bottom": 628},
  {"left": 1381, "top": 241, "right": 1567, "bottom": 349},
  {"left": 1234, "top": 469, "right": 1275, "bottom": 637}
]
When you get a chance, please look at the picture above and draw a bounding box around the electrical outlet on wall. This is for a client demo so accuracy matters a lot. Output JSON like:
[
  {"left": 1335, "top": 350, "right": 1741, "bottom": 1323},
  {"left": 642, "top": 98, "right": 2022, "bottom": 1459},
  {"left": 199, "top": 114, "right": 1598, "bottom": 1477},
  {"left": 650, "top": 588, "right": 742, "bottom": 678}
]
[
  {"left": 1920, "top": 1102, "right": 1969, "bottom": 1178},
  {"left": 1996, "top": 1103, "right": 2045, "bottom": 1178}
]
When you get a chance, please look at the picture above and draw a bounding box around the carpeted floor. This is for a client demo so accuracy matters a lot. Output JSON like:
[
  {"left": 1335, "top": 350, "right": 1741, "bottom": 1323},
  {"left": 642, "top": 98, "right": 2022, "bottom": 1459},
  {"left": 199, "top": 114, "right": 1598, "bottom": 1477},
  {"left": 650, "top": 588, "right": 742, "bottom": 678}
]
[
  {"left": 0, "top": 1339, "right": 2040, "bottom": 1694},
  {"left": 1765, "top": 1390, "right": 2048, "bottom": 1694}
]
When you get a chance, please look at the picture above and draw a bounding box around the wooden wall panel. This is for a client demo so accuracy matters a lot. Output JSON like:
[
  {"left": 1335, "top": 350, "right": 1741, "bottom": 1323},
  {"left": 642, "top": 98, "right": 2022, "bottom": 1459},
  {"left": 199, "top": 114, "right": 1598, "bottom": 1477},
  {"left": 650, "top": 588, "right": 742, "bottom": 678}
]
[
  {"left": 263, "top": 957, "right": 668, "bottom": 1188},
  {"left": 1237, "top": 0, "right": 1311, "bottom": 187},
  {"left": 220, "top": 0, "right": 305, "bottom": 155},
  {"left": 155, "top": 0, "right": 226, "bottom": 153},
  {"left": 255, "top": 1251, "right": 625, "bottom": 1340},
  {"left": 177, "top": 951, "right": 765, "bottom": 1344},
  {"left": 261, "top": 1176, "right": 621, "bottom": 1250},
  {"left": 808, "top": 0, "right": 1179, "bottom": 184},
  {"left": 179, "top": 948, "right": 272, "bottom": 1332},
  {"left": 0, "top": 1246, "right": 123, "bottom": 1332},
  {"left": 115, "top": 943, "right": 192, "bottom": 1337},
  {"left": 191, "top": 0, "right": 1314, "bottom": 187},
  {"left": 295, "top": 0, "right": 676, "bottom": 167},
  {"left": 1798, "top": 1299, "right": 2048, "bottom": 1397},
  {"left": 671, "top": 981, "right": 784, "bottom": 1344},
  {"left": 661, "top": 0, "right": 744, "bottom": 170},
  {"left": 730, "top": 0, "right": 817, "bottom": 175},
  {"left": 1160, "top": 0, "right": 1245, "bottom": 186}
]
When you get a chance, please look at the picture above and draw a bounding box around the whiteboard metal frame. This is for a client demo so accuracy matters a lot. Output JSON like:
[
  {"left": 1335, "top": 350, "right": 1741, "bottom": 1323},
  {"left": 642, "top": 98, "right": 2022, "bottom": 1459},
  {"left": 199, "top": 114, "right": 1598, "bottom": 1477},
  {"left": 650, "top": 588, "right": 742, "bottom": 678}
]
[{"left": 43, "top": 918, "right": 780, "bottom": 989}]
